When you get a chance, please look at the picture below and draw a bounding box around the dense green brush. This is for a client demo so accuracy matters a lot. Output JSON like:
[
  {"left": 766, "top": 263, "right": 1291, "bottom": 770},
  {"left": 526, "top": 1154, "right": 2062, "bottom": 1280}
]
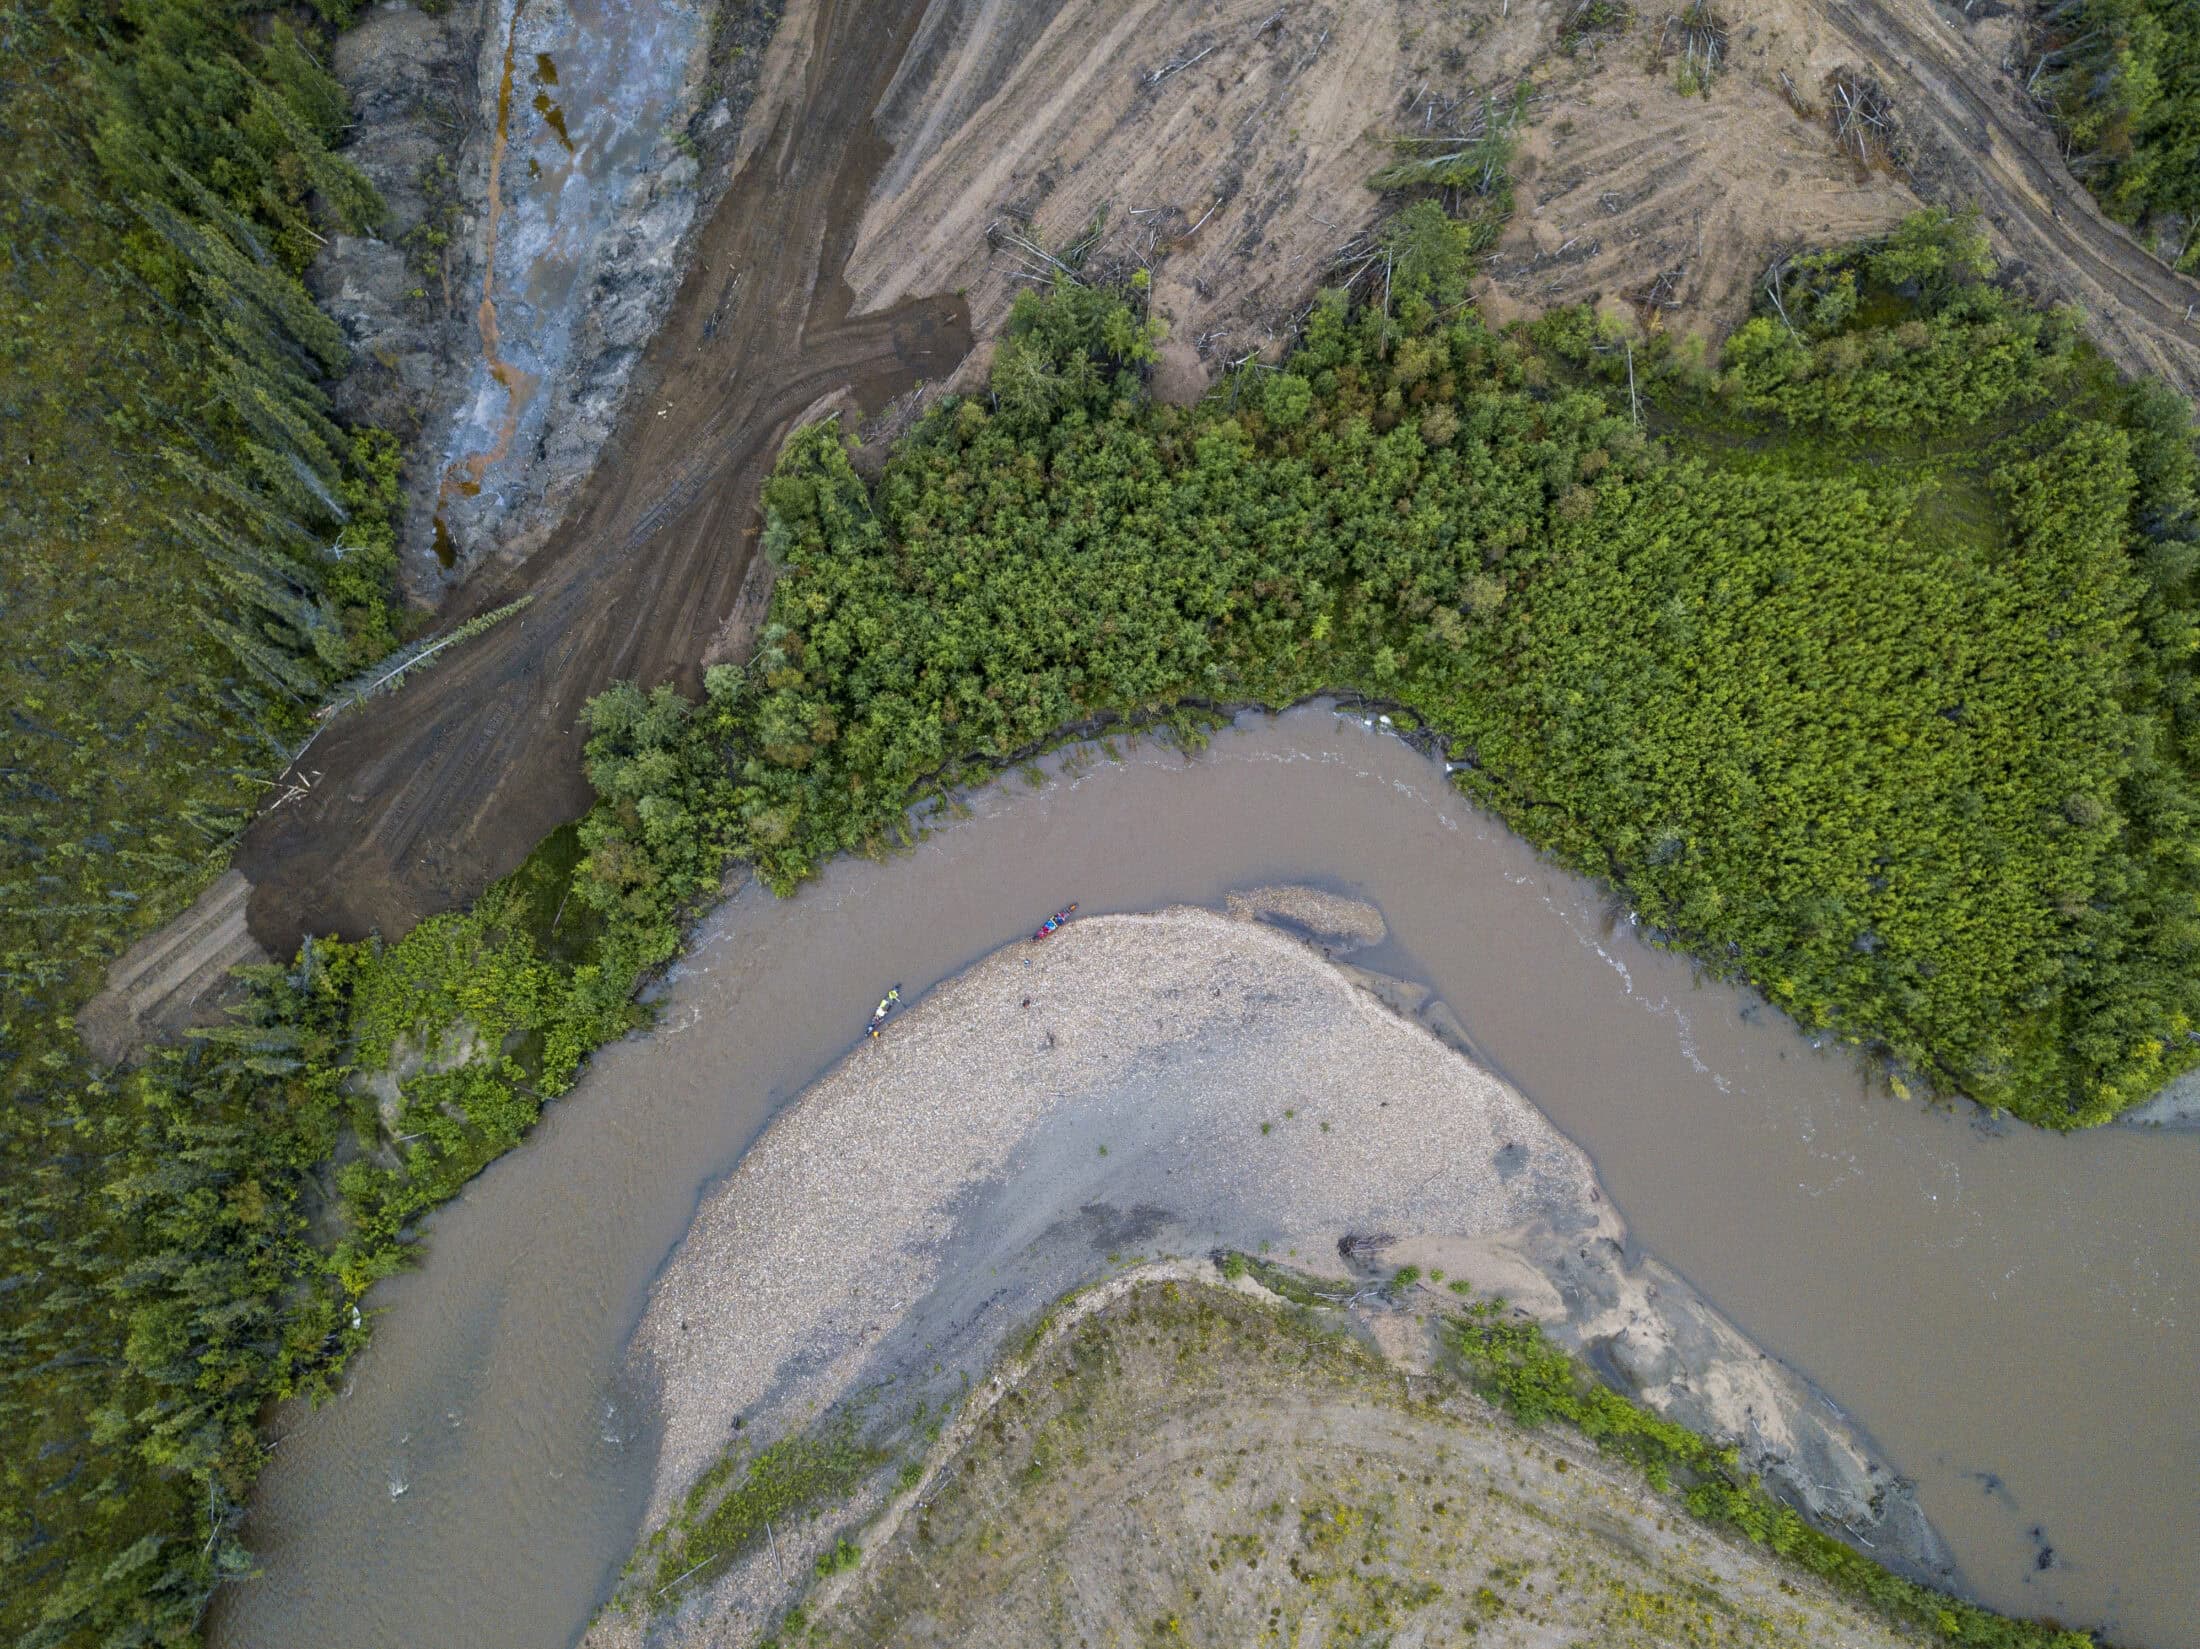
[
  {"left": 658, "top": 207, "right": 2200, "bottom": 1126},
  {"left": 10, "top": 195, "right": 2195, "bottom": 1644},
  {"left": 2035, "top": 0, "right": 2200, "bottom": 270}
]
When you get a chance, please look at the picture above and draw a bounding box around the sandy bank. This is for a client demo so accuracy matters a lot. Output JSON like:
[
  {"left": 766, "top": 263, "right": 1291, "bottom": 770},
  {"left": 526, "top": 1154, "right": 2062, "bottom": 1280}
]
[
  {"left": 2122, "top": 1067, "right": 2200, "bottom": 1128},
  {"left": 630, "top": 905, "right": 1593, "bottom": 1507},
  {"left": 605, "top": 895, "right": 1947, "bottom": 1644}
]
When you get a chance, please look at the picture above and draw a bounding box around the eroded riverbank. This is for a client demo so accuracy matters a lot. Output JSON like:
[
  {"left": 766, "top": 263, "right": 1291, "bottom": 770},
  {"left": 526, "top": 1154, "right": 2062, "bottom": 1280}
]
[{"left": 210, "top": 708, "right": 2200, "bottom": 1649}]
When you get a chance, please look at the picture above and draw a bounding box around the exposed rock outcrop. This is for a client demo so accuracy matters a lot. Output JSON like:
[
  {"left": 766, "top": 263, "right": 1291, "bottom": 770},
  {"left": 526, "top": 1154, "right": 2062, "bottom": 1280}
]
[{"left": 314, "top": 0, "right": 777, "bottom": 598}]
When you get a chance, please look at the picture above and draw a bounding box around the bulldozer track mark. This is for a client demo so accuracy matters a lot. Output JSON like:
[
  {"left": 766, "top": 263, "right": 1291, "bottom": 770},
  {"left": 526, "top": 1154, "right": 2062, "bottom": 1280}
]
[
  {"left": 237, "top": 0, "right": 971, "bottom": 947},
  {"left": 1824, "top": 0, "right": 2198, "bottom": 389},
  {"left": 234, "top": 0, "right": 2190, "bottom": 956}
]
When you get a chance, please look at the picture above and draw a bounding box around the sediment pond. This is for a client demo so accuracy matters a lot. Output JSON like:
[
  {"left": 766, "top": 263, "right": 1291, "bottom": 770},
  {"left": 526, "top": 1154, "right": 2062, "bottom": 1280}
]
[{"left": 210, "top": 706, "right": 2200, "bottom": 1649}]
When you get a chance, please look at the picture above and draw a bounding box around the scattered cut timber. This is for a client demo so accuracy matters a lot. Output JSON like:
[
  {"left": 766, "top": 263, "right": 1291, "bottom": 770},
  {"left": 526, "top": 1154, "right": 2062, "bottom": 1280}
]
[
  {"left": 857, "top": 0, "right": 2195, "bottom": 397},
  {"left": 1486, "top": 0, "right": 2199, "bottom": 391},
  {"left": 1483, "top": 0, "right": 1917, "bottom": 337},
  {"left": 848, "top": 0, "right": 1552, "bottom": 400}
]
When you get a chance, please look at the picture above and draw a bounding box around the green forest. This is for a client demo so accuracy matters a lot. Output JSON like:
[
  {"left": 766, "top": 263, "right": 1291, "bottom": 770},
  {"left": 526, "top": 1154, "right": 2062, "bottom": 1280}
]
[
  {"left": 2037, "top": 0, "right": 2200, "bottom": 269},
  {"left": 7, "top": 7, "right": 2197, "bottom": 1632},
  {"left": 2, "top": 0, "right": 402, "bottom": 1090},
  {"left": 2, "top": 0, "right": 402, "bottom": 1641}
]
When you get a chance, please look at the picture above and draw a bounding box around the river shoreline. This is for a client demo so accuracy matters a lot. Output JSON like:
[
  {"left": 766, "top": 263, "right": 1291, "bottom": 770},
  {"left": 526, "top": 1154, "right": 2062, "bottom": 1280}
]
[
  {"left": 210, "top": 709, "right": 2200, "bottom": 1649},
  {"left": 598, "top": 898, "right": 1951, "bottom": 1645}
]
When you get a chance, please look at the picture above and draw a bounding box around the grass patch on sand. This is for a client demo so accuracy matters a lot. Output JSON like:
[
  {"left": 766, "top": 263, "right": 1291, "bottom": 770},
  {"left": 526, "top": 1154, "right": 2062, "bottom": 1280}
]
[
  {"left": 625, "top": 1417, "right": 886, "bottom": 1610},
  {"left": 1448, "top": 1298, "right": 2091, "bottom": 1647}
]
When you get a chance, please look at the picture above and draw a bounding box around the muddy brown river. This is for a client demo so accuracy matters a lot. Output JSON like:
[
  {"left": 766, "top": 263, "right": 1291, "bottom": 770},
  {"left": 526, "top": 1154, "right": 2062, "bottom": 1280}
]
[{"left": 209, "top": 707, "right": 2199, "bottom": 1649}]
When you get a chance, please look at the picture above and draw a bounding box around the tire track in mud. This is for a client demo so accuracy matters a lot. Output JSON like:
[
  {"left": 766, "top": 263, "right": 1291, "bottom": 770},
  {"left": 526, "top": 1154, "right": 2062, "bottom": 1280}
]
[
  {"left": 234, "top": 0, "right": 2193, "bottom": 956},
  {"left": 1827, "top": 0, "right": 2199, "bottom": 397},
  {"left": 236, "top": 0, "right": 971, "bottom": 949}
]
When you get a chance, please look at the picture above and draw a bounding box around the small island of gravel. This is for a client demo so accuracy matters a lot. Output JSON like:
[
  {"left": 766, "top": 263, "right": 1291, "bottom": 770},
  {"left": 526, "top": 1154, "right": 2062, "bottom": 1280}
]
[{"left": 589, "top": 893, "right": 1994, "bottom": 1648}]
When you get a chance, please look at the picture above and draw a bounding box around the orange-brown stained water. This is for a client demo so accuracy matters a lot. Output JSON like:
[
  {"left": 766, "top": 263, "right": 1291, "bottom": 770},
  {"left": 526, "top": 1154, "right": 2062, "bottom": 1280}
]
[
  {"left": 532, "top": 90, "right": 574, "bottom": 151},
  {"left": 208, "top": 709, "right": 2200, "bottom": 1649}
]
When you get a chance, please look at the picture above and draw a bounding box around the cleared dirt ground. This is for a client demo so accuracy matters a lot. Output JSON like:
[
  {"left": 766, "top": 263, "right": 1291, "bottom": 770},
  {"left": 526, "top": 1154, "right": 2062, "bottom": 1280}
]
[
  {"left": 845, "top": 0, "right": 1915, "bottom": 386},
  {"left": 854, "top": 0, "right": 2197, "bottom": 390},
  {"left": 75, "top": 871, "right": 266, "bottom": 1063},
  {"left": 226, "top": 0, "right": 2198, "bottom": 960},
  {"left": 1480, "top": 3, "right": 1920, "bottom": 337},
  {"left": 803, "top": 1279, "right": 1926, "bottom": 1649},
  {"left": 235, "top": 0, "right": 969, "bottom": 946},
  {"left": 849, "top": 0, "right": 1552, "bottom": 397},
  {"left": 1485, "top": 0, "right": 2200, "bottom": 393}
]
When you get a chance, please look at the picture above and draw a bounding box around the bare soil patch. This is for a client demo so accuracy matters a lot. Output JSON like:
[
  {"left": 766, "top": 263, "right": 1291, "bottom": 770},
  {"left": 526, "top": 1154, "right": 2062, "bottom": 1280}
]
[
  {"left": 1485, "top": 0, "right": 2200, "bottom": 386},
  {"left": 75, "top": 871, "right": 265, "bottom": 1064},
  {"left": 236, "top": 0, "right": 971, "bottom": 947},
  {"left": 850, "top": 0, "right": 2194, "bottom": 392},
  {"left": 1480, "top": 5, "right": 1919, "bottom": 339},
  {"left": 849, "top": 0, "right": 1553, "bottom": 395}
]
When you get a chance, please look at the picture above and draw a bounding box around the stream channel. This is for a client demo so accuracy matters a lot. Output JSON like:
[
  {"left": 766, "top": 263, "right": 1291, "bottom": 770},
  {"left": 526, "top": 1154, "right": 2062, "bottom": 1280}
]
[{"left": 210, "top": 705, "right": 2199, "bottom": 1649}]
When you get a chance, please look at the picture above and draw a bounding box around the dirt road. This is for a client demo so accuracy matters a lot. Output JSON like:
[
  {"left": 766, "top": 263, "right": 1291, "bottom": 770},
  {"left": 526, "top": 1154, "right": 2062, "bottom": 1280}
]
[
  {"left": 1835, "top": 0, "right": 2199, "bottom": 400},
  {"left": 236, "top": 0, "right": 970, "bottom": 948}
]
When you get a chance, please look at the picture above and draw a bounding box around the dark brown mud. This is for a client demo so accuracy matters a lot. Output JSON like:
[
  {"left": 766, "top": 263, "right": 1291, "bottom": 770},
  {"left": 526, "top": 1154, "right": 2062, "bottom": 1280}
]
[{"left": 237, "top": 0, "right": 970, "bottom": 949}]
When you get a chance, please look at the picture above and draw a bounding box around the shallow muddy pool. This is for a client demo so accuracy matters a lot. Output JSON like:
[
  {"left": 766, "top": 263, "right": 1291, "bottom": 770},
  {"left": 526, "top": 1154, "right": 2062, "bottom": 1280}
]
[{"left": 210, "top": 707, "right": 2199, "bottom": 1649}]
